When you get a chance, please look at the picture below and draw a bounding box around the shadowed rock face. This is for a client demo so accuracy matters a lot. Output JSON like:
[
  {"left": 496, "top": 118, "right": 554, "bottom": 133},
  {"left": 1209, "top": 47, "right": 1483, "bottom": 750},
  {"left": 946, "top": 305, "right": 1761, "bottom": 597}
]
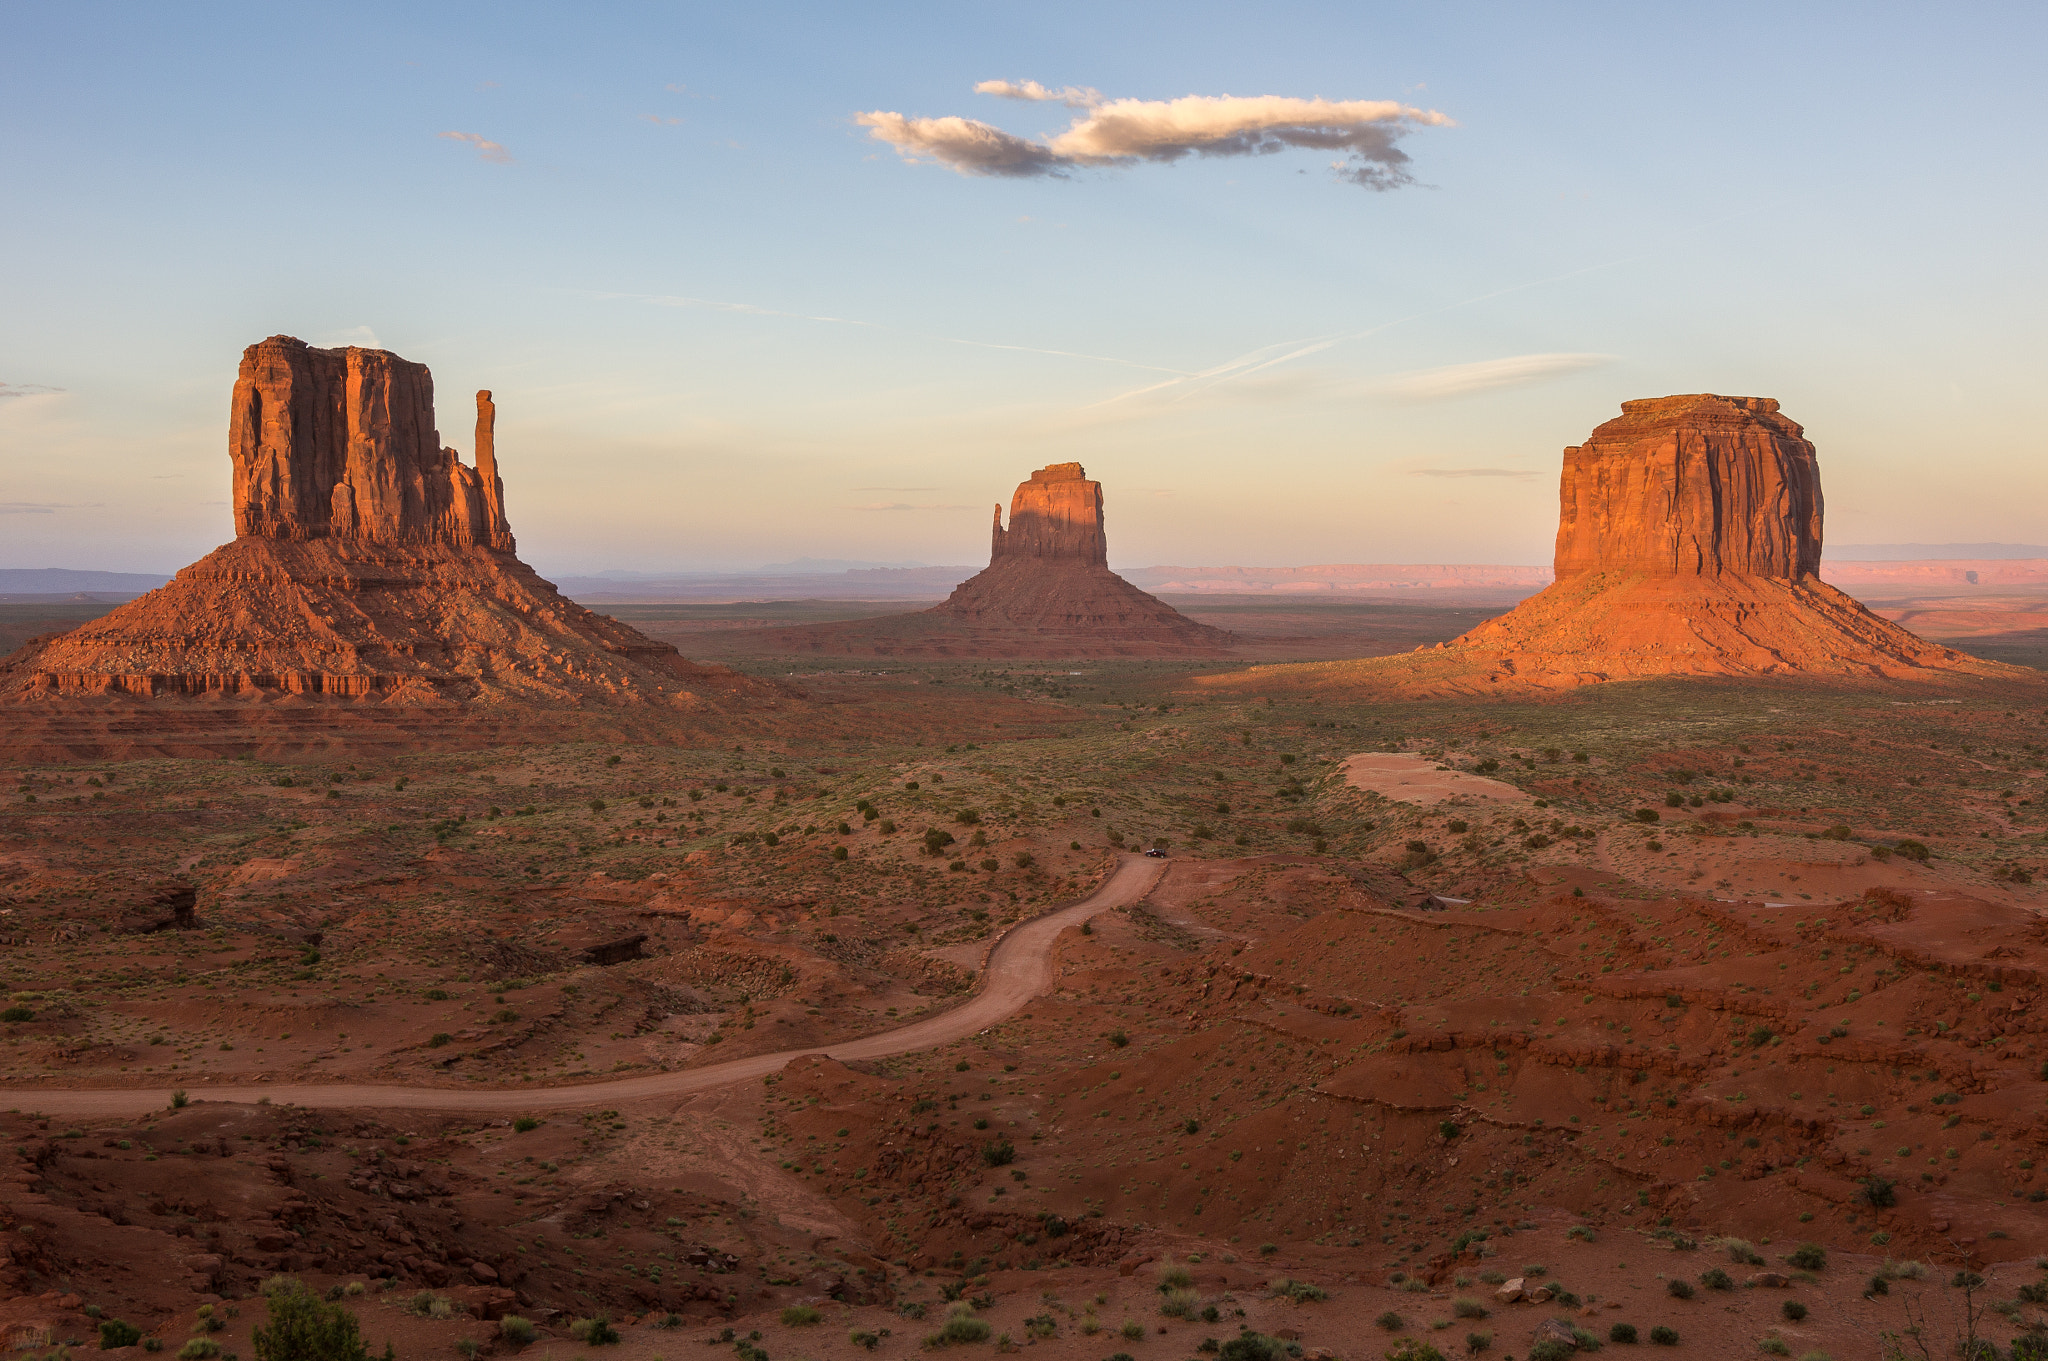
[
  {"left": 1554, "top": 394, "right": 1822, "bottom": 579},
  {"left": 231, "top": 335, "right": 513, "bottom": 550},
  {"left": 988, "top": 462, "right": 1108, "bottom": 566}
]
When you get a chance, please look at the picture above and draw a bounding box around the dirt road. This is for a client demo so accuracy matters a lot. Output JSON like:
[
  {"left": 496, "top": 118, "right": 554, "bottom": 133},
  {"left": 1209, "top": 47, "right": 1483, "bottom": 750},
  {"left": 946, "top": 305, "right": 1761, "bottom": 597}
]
[{"left": 8, "top": 854, "right": 1166, "bottom": 1119}]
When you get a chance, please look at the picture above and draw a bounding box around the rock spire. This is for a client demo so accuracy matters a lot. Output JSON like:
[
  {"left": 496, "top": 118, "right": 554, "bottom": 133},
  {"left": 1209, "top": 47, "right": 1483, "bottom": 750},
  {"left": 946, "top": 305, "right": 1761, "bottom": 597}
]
[{"left": 230, "top": 335, "right": 513, "bottom": 550}]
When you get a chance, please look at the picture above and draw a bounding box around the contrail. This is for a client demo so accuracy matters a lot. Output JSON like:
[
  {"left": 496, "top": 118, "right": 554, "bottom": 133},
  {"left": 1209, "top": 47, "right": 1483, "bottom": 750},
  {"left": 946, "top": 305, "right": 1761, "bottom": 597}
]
[
  {"left": 1086, "top": 206, "right": 1772, "bottom": 409},
  {"left": 580, "top": 289, "right": 1195, "bottom": 376}
]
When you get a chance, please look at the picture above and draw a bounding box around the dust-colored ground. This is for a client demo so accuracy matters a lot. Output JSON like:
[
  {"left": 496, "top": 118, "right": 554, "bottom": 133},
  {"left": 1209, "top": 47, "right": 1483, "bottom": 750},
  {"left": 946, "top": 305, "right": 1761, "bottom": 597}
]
[{"left": 4, "top": 613, "right": 2048, "bottom": 1360}]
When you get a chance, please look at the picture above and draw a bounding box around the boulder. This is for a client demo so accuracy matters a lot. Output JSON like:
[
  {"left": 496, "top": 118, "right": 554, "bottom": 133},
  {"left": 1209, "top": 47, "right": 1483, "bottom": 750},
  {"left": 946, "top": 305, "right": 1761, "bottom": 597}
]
[
  {"left": 1495, "top": 1277, "right": 1526, "bottom": 1303},
  {"left": 1532, "top": 1316, "right": 1581, "bottom": 1348},
  {"left": 1747, "top": 1271, "right": 1790, "bottom": 1288}
]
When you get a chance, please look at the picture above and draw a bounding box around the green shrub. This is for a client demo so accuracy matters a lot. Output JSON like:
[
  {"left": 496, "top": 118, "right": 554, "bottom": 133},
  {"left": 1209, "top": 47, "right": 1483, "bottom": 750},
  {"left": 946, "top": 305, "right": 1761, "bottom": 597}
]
[
  {"left": 850, "top": 1331, "right": 881, "bottom": 1352},
  {"left": 99, "top": 1321, "right": 143, "bottom": 1349},
  {"left": 1376, "top": 1310, "right": 1404, "bottom": 1331},
  {"left": 497, "top": 1317, "right": 535, "bottom": 1346},
  {"left": 1159, "top": 1263, "right": 1194, "bottom": 1291},
  {"left": 1159, "top": 1289, "right": 1200, "bottom": 1319},
  {"left": 1269, "top": 1278, "right": 1327, "bottom": 1303},
  {"left": 1650, "top": 1326, "right": 1680, "bottom": 1346},
  {"left": 981, "top": 1139, "right": 1016, "bottom": 1167},
  {"left": 1700, "top": 1268, "right": 1733, "bottom": 1291},
  {"left": 933, "top": 1305, "right": 991, "bottom": 1345},
  {"left": 1610, "top": 1322, "right": 1638, "bottom": 1344},
  {"left": 1466, "top": 1332, "right": 1493, "bottom": 1354},
  {"left": 177, "top": 1343, "right": 220, "bottom": 1361},
  {"left": 1666, "top": 1279, "right": 1694, "bottom": 1300},
  {"left": 1781, "top": 1300, "right": 1807, "bottom": 1322},
  {"left": 0, "top": 1006, "right": 33, "bottom": 1022},
  {"left": 512, "top": 1116, "right": 539, "bottom": 1133},
  {"left": 1759, "top": 1339, "right": 1791, "bottom": 1357},
  {"left": 405, "top": 1291, "right": 452, "bottom": 1320},
  {"left": 1858, "top": 1176, "right": 1896, "bottom": 1209},
  {"left": 568, "top": 1316, "right": 619, "bottom": 1345},
  {"left": 1786, "top": 1244, "right": 1826, "bottom": 1271},
  {"left": 780, "top": 1304, "right": 821, "bottom": 1327},
  {"left": 1452, "top": 1296, "right": 1488, "bottom": 1319},
  {"left": 1529, "top": 1341, "right": 1574, "bottom": 1361},
  {"left": 1380, "top": 1340, "right": 1447, "bottom": 1361},
  {"left": 1121, "top": 1319, "right": 1145, "bottom": 1339}
]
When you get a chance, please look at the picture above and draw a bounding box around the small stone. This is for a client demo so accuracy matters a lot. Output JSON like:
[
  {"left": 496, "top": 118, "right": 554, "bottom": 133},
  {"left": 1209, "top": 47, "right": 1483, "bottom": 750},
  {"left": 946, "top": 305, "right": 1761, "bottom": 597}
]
[{"left": 1747, "top": 1271, "right": 1790, "bottom": 1288}]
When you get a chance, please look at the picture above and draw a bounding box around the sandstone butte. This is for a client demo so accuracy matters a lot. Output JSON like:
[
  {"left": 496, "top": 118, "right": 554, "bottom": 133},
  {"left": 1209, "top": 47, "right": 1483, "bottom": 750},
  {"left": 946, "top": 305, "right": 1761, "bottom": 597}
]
[
  {"left": 0, "top": 336, "right": 774, "bottom": 719},
  {"left": 1202, "top": 394, "right": 2036, "bottom": 698},
  {"left": 714, "top": 462, "right": 1236, "bottom": 658}
]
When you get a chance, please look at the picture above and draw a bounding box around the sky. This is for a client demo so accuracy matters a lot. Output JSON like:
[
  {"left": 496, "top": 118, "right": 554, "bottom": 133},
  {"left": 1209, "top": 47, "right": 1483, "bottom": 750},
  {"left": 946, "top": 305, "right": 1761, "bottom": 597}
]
[{"left": 3, "top": 1, "right": 2045, "bottom": 576}]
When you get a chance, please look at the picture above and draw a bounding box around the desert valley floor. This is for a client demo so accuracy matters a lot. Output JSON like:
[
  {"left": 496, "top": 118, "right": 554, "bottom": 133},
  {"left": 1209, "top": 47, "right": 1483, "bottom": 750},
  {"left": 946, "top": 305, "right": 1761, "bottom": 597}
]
[{"left": 2, "top": 600, "right": 2048, "bottom": 1360}]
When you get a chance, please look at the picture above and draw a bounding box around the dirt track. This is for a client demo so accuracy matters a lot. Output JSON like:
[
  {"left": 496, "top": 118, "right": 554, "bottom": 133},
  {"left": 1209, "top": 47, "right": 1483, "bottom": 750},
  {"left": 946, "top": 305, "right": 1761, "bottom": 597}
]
[{"left": 8, "top": 854, "right": 1166, "bottom": 1119}]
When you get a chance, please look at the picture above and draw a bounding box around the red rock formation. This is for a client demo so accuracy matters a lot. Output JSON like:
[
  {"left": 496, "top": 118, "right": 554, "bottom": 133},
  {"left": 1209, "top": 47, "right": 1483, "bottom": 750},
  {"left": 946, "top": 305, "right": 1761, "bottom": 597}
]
[
  {"left": 676, "top": 463, "right": 1234, "bottom": 658},
  {"left": 1201, "top": 395, "right": 2031, "bottom": 696},
  {"left": 1553, "top": 395, "right": 1821, "bottom": 578},
  {"left": 230, "top": 336, "right": 513, "bottom": 550},
  {"left": 1, "top": 337, "right": 775, "bottom": 718},
  {"left": 987, "top": 461, "right": 1107, "bottom": 565}
]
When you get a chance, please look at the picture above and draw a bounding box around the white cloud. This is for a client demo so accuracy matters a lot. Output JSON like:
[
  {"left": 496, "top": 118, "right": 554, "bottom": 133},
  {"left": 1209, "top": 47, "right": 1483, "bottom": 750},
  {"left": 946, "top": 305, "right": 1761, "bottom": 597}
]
[
  {"left": 1372, "top": 352, "right": 1616, "bottom": 402},
  {"left": 858, "top": 87, "right": 1451, "bottom": 189},
  {"left": 439, "top": 130, "right": 513, "bottom": 164},
  {"left": 973, "top": 79, "right": 1102, "bottom": 108}
]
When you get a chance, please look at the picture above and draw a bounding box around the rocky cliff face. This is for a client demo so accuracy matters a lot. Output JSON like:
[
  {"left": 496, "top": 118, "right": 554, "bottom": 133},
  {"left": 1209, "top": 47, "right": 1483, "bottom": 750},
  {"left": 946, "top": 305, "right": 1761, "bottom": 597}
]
[
  {"left": 230, "top": 335, "right": 513, "bottom": 550},
  {"left": 988, "top": 462, "right": 1108, "bottom": 566},
  {"left": 1553, "top": 394, "right": 1822, "bottom": 579}
]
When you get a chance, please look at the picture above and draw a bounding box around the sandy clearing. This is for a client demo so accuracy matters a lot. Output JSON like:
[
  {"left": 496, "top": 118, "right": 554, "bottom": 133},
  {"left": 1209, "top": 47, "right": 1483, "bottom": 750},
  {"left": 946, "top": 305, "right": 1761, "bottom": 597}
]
[
  {"left": 1342, "top": 750, "right": 1532, "bottom": 806},
  {"left": 6, "top": 854, "right": 1167, "bottom": 1119}
]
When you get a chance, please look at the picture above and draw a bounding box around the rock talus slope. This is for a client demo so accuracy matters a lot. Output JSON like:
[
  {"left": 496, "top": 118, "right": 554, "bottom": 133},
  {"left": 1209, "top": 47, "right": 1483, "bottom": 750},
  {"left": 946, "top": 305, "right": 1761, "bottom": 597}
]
[
  {"left": 1, "top": 335, "right": 772, "bottom": 720},
  {"left": 1203, "top": 394, "right": 2031, "bottom": 696}
]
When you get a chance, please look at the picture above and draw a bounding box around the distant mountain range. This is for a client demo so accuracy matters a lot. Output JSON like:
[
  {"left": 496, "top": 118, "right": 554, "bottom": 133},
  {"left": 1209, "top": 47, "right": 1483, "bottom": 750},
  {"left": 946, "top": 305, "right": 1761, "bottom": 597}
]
[
  {"left": 1829, "top": 543, "right": 2048, "bottom": 560},
  {"left": 0, "top": 568, "right": 171, "bottom": 598}
]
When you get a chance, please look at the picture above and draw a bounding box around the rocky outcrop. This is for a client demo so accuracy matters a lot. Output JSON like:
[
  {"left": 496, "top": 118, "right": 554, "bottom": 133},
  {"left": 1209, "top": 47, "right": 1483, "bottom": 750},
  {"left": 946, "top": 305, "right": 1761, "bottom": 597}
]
[
  {"left": 925, "top": 464, "right": 1234, "bottom": 650},
  {"left": 1199, "top": 395, "right": 2031, "bottom": 696},
  {"left": 986, "top": 461, "right": 1108, "bottom": 565},
  {"left": 0, "top": 337, "right": 778, "bottom": 719},
  {"left": 1553, "top": 395, "right": 1821, "bottom": 578},
  {"left": 231, "top": 336, "right": 513, "bottom": 550}
]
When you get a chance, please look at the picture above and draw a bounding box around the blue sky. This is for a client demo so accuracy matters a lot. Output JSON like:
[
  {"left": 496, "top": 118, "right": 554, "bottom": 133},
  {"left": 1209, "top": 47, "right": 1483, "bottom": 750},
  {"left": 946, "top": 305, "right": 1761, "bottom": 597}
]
[{"left": 3, "top": 1, "right": 2044, "bottom": 574}]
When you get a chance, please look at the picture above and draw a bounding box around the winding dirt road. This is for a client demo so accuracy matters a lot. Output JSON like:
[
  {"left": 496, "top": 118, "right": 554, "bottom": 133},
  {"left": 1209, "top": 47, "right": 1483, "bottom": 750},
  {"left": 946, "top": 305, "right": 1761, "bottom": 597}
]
[{"left": 7, "top": 854, "right": 1166, "bottom": 1119}]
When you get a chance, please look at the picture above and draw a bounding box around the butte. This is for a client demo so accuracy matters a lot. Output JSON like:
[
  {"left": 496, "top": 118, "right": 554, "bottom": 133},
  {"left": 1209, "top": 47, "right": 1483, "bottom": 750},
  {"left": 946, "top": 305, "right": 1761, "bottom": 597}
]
[
  {"left": 0, "top": 335, "right": 777, "bottom": 753},
  {"left": 726, "top": 462, "right": 1234, "bottom": 659},
  {"left": 1203, "top": 394, "right": 2031, "bottom": 698}
]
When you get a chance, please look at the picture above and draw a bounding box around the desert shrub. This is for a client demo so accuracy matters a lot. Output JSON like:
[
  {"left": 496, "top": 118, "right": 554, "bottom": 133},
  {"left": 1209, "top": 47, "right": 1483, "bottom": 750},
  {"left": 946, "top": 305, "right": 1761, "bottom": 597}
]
[
  {"left": 981, "top": 1138, "right": 1016, "bottom": 1166},
  {"left": 1700, "top": 1267, "right": 1733, "bottom": 1291},
  {"left": 1452, "top": 1296, "right": 1488, "bottom": 1319},
  {"left": 1120, "top": 1319, "right": 1146, "bottom": 1339},
  {"left": 1610, "top": 1322, "right": 1638, "bottom": 1344},
  {"left": 99, "top": 1321, "right": 142, "bottom": 1349},
  {"left": 1759, "top": 1340, "right": 1790, "bottom": 1357},
  {"left": 0, "top": 1005, "right": 33, "bottom": 1022},
  {"left": 1666, "top": 1279, "right": 1694, "bottom": 1300},
  {"left": 1159, "top": 1289, "right": 1199, "bottom": 1319},
  {"left": 1634, "top": 809, "right": 1661, "bottom": 823},
  {"left": 1269, "top": 1279, "right": 1327, "bottom": 1303},
  {"left": 1375, "top": 1310, "right": 1404, "bottom": 1331},
  {"left": 512, "top": 1116, "right": 539, "bottom": 1133},
  {"left": 1110, "top": 1029, "right": 1130, "bottom": 1048},
  {"left": 249, "top": 1277, "right": 379, "bottom": 1361},
  {"left": 1776, "top": 1299, "right": 1808, "bottom": 1322},
  {"left": 405, "top": 1291, "right": 454, "bottom": 1319},
  {"left": 1158, "top": 1263, "right": 1194, "bottom": 1290},
  {"left": 1221, "top": 1334, "right": 1295, "bottom": 1361},
  {"left": 1529, "top": 1341, "right": 1574, "bottom": 1361},
  {"left": 568, "top": 1316, "right": 619, "bottom": 1345},
  {"left": 178, "top": 1343, "right": 220, "bottom": 1361},
  {"left": 1786, "top": 1244, "right": 1826, "bottom": 1271},
  {"left": 932, "top": 1305, "right": 991, "bottom": 1346},
  {"left": 1649, "top": 1325, "right": 1679, "bottom": 1345},
  {"left": 1858, "top": 1176, "right": 1896, "bottom": 1209},
  {"left": 849, "top": 1331, "right": 881, "bottom": 1351},
  {"left": 1466, "top": 1331, "right": 1493, "bottom": 1353},
  {"left": 1381, "top": 1341, "right": 1447, "bottom": 1361},
  {"left": 780, "top": 1304, "right": 820, "bottom": 1327},
  {"left": 1893, "top": 839, "right": 1930, "bottom": 861},
  {"left": 497, "top": 1317, "right": 535, "bottom": 1346}
]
